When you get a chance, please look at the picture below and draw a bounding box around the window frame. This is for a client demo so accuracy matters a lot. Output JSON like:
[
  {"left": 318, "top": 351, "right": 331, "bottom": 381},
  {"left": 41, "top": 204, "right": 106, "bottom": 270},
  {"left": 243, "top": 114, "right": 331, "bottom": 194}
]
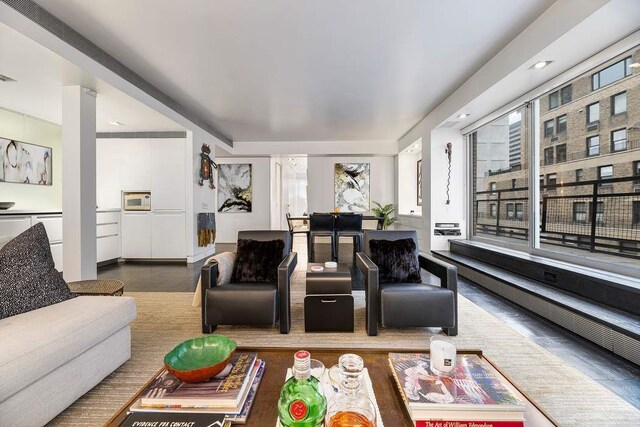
[
  {"left": 611, "top": 128, "right": 627, "bottom": 152},
  {"left": 556, "top": 144, "right": 567, "bottom": 163},
  {"left": 591, "top": 56, "right": 632, "bottom": 90},
  {"left": 560, "top": 85, "right": 572, "bottom": 105},
  {"left": 611, "top": 91, "right": 627, "bottom": 116},
  {"left": 586, "top": 102, "right": 599, "bottom": 125},
  {"left": 573, "top": 202, "right": 587, "bottom": 223},
  {"left": 586, "top": 135, "right": 600, "bottom": 157},
  {"left": 598, "top": 165, "right": 613, "bottom": 187},
  {"left": 544, "top": 119, "right": 554, "bottom": 137},
  {"left": 576, "top": 168, "right": 584, "bottom": 182},
  {"left": 548, "top": 91, "right": 559, "bottom": 110},
  {"left": 506, "top": 203, "right": 515, "bottom": 219},
  {"left": 556, "top": 114, "right": 567, "bottom": 133},
  {"left": 546, "top": 173, "right": 557, "bottom": 190},
  {"left": 543, "top": 147, "right": 554, "bottom": 165}
]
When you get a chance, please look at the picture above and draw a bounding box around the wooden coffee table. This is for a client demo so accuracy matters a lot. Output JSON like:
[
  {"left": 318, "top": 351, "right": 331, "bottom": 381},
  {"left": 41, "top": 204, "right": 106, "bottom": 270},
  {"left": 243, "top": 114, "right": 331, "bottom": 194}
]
[{"left": 105, "top": 348, "right": 557, "bottom": 427}]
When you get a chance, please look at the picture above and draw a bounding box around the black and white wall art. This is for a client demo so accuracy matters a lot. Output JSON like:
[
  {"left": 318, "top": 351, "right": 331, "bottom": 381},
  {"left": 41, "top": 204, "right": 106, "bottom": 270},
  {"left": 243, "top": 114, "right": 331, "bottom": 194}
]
[
  {"left": 0, "top": 138, "right": 52, "bottom": 185},
  {"left": 334, "top": 163, "right": 370, "bottom": 212},
  {"left": 217, "top": 164, "right": 252, "bottom": 213}
]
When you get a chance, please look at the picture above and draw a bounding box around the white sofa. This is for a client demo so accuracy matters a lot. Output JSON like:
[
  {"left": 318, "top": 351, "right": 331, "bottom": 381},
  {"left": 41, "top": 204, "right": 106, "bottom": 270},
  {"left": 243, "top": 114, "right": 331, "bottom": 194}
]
[{"left": 0, "top": 295, "right": 136, "bottom": 427}]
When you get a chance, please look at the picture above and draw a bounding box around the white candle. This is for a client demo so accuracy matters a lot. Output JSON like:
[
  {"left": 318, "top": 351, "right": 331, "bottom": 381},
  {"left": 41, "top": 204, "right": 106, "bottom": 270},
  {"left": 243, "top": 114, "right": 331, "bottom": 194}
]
[{"left": 430, "top": 336, "right": 457, "bottom": 376}]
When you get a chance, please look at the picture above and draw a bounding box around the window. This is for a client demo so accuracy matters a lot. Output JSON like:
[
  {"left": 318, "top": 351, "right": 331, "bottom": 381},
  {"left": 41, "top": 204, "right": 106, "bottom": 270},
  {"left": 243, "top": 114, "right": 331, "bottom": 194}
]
[
  {"left": 587, "top": 135, "right": 600, "bottom": 156},
  {"left": 489, "top": 203, "right": 497, "bottom": 218},
  {"left": 511, "top": 178, "right": 517, "bottom": 189},
  {"left": 544, "top": 147, "right": 554, "bottom": 165},
  {"left": 633, "top": 201, "right": 640, "bottom": 227},
  {"left": 573, "top": 202, "right": 587, "bottom": 222},
  {"left": 490, "top": 182, "right": 497, "bottom": 192},
  {"left": 586, "top": 102, "right": 599, "bottom": 124},
  {"left": 591, "top": 56, "right": 632, "bottom": 90},
  {"left": 556, "top": 115, "right": 567, "bottom": 133},
  {"left": 556, "top": 144, "right": 567, "bottom": 162},
  {"left": 546, "top": 173, "right": 557, "bottom": 189},
  {"left": 589, "top": 202, "right": 605, "bottom": 225},
  {"left": 576, "top": 169, "right": 583, "bottom": 182},
  {"left": 515, "top": 203, "right": 524, "bottom": 220},
  {"left": 560, "top": 85, "right": 572, "bottom": 104},
  {"left": 611, "top": 92, "right": 627, "bottom": 115},
  {"left": 598, "top": 165, "right": 613, "bottom": 186},
  {"left": 544, "top": 120, "right": 554, "bottom": 137},
  {"left": 549, "top": 91, "right": 559, "bottom": 110},
  {"left": 611, "top": 128, "right": 627, "bottom": 152},
  {"left": 634, "top": 161, "right": 640, "bottom": 183},
  {"left": 507, "top": 203, "right": 515, "bottom": 219}
]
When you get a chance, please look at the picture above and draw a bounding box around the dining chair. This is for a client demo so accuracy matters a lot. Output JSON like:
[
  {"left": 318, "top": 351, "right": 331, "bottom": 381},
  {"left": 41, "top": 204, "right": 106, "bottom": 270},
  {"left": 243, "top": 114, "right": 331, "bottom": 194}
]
[
  {"left": 334, "top": 213, "right": 363, "bottom": 264},
  {"left": 308, "top": 213, "right": 336, "bottom": 262}
]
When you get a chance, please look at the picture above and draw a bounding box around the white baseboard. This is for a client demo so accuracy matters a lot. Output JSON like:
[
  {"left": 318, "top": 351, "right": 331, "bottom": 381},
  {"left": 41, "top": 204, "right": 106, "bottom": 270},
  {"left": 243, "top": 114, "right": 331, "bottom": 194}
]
[{"left": 187, "top": 245, "right": 215, "bottom": 263}]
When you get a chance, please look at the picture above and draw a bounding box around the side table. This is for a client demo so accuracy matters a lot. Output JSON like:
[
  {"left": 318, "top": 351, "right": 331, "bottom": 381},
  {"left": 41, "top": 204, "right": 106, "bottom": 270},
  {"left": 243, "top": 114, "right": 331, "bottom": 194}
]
[
  {"left": 304, "top": 263, "right": 353, "bottom": 332},
  {"left": 67, "top": 279, "right": 125, "bottom": 296}
]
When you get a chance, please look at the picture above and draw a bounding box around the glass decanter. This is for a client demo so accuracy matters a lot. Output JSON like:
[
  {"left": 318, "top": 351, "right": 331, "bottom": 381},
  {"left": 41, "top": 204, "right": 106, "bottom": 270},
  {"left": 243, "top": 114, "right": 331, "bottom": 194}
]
[
  {"left": 326, "top": 353, "right": 376, "bottom": 427},
  {"left": 278, "top": 350, "right": 327, "bottom": 427}
]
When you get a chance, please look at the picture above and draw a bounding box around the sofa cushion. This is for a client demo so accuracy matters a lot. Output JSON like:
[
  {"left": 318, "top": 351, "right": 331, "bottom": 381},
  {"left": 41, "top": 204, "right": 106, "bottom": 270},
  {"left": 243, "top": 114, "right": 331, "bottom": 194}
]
[
  {"left": 206, "top": 284, "right": 277, "bottom": 325},
  {"left": 0, "top": 222, "right": 75, "bottom": 320},
  {"left": 369, "top": 238, "right": 422, "bottom": 283},
  {"left": 0, "top": 295, "right": 136, "bottom": 402},
  {"left": 232, "top": 239, "right": 285, "bottom": 283}
]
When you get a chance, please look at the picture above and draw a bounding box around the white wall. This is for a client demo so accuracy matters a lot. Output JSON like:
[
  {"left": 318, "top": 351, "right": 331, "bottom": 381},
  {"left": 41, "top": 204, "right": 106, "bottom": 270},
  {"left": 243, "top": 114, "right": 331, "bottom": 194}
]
[
  {"left": 216, "top": 157, "right": 271, "bottom": 243},
  {"left": 398, "top": 151, "right": 421, "bottom": 216},
  {"left": 428, "top": 129, "right": 467, "bottom": 251},
  {"left": 0, "top": 108, "right": 62, "bottom": 210},
  {"left": 307, "top": 156, "right": 395, "bottom": 213}
]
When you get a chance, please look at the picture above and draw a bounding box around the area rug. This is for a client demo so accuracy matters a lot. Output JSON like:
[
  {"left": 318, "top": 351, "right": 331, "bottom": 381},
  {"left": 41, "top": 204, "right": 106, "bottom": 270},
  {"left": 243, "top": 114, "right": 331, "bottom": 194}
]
[{"left": 49, "top": 276, "right": 640, "bottom": 426}]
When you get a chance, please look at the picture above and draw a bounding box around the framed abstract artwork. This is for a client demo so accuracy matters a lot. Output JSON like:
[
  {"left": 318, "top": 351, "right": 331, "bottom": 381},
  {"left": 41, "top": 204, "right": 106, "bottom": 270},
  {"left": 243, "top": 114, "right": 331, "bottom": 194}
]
[
  {"left": 417, "top": 159, "right": 422, "bottom": 206},
  {"left": 217, "top": 164, "right": 252, "bottom": 213},
  {"left": 334, "top": 163, "right": 370, "bottom": 212},
  {"left": 0, "top": 137, "right": 52, "bottom": 185}
]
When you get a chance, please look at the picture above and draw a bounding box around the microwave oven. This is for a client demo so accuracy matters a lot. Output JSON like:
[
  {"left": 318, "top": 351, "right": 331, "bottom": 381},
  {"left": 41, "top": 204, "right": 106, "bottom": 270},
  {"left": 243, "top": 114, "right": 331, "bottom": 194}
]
[{"left": 123, "top": 191, "right": 151, "bottom": 211}]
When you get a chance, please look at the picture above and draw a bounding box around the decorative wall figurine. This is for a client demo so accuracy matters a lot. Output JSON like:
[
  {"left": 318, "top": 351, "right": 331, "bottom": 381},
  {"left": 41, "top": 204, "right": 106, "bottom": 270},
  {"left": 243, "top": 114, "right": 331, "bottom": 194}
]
[
  {"left": 334, "top": 163, "right": 370, "bottom": 212},
  {"left": 0, "top": 138, "right": 52, "bottom": 185},
  {"left": 445, "top": 142, "right": 453, "bottom": 205},
  {"left": 217, "top": 164, "right": 252, "bottom": 213},
  {"left": 198, "top": 143, "right": 217, "bottom": 189}
]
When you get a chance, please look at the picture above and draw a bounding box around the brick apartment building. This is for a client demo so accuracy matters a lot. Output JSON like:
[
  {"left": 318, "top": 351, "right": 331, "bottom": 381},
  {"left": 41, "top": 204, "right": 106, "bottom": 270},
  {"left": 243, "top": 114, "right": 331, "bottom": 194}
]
[{"left": 474, "top": 46, "right": 640, "bottom": 258}]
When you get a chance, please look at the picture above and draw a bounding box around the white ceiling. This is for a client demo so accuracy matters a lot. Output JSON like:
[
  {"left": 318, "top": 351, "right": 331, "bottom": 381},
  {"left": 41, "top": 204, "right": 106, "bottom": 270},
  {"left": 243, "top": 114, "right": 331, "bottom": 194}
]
[
  {"left": 32, "top": 0, "right": 554, "bottom": 142},
  {"left": 0, "top": 22, "right": 182, "bottom": 132}
]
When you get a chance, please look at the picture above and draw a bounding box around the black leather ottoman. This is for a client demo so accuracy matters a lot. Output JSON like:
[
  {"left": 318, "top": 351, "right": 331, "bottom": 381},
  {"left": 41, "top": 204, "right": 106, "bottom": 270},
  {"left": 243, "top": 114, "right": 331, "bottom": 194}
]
[{"left": 305, "top": 263, "right": 354, "bottom": 332}]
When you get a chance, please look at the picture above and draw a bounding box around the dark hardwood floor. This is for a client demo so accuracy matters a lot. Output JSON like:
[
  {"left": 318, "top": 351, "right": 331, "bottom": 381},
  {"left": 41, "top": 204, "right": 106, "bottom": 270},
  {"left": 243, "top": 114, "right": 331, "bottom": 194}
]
[{"left": 98, "top": 249, "right": 640, "bottom": 409}]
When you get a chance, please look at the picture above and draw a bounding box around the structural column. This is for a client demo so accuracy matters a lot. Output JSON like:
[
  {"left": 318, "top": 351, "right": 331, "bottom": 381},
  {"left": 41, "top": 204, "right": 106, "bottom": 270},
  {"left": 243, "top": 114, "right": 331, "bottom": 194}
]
[{"left": 62, "top": 86, "right": 97, "bottom": 281}]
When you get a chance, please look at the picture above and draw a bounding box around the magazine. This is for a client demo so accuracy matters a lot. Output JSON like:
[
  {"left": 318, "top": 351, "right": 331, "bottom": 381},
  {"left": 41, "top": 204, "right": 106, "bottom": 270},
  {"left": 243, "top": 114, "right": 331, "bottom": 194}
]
[
  {"left": 140, "top": 352, "right": 257, "bottom": 408},
  {"left": 388, "top": 353, "right": 526, "bottom": 422}
]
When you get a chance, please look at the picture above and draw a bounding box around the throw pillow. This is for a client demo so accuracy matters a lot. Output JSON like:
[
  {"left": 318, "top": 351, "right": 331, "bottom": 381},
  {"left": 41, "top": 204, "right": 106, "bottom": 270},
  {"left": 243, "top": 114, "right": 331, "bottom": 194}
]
[
  {"left": 0, "top": 222, "right": 75, "bottom": 319},
  {"left": 369, "top": 238, "right": 422, "bottom": 283},
  {"left": 232, "top": 239, "right": 285, "bottom": 283},
  {"left": 191, "top": 251, "right": 237, "bottom": 307}
]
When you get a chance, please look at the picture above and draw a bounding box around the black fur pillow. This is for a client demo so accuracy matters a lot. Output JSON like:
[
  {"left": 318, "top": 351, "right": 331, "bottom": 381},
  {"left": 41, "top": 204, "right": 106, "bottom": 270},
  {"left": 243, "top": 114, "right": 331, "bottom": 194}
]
[
  {"left": 232, "top": 239, "right": 285, "bottom": 283},
  {"left": 0, "top": 222, "right": 75, "bottom": 319},
  {"left": 369, "top": 238, "right": 422, "bottom": 283}
]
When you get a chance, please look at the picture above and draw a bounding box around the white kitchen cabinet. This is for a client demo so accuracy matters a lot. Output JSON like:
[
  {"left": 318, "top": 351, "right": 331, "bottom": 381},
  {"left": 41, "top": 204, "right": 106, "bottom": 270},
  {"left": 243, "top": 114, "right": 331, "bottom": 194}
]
[
  {"left": 96, "top": 139, "right": 123, "bottom": 209},
  {"left": 121, "top": 212, "right": 151, "bottom": 258},
  {"left": 33, "top": 215, "right": 63, "bottom": 243},
  {"left": 120, "top": 138, "right": 151, "bottom": 191},
  {"left": 0, "top": 216, "right": 31, "bottom": 240},
  {"left": 151, "top": 138, "right": 186, "bottom": 210},
  {"left": 50, "top": 242, "right": 63, "bottom": 272},
  {"left": 151, "top": 211, "right": 186, "bottom": 258},
  {"left": 97, "top": 235, "right": 120, "bottom": 262}
]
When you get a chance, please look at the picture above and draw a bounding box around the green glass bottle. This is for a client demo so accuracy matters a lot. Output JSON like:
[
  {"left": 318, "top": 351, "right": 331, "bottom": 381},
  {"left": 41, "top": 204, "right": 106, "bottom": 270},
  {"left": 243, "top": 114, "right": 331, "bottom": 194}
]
[{"left": 278, "top": 350, "right": 327, "bottom": 427}]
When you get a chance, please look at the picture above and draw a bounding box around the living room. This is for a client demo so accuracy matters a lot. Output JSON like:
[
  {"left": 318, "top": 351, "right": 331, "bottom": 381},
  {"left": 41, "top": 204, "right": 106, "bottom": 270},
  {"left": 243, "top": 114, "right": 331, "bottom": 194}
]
[{"left": 0, "top": 1, "right": 639, "bottom": 426}]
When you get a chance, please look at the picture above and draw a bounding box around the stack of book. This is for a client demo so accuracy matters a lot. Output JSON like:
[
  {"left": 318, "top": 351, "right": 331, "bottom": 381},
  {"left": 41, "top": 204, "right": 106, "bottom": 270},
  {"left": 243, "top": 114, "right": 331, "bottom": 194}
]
[
  {"left": 388, "top": 353, "right": 527, "bottom": 427},
  {"left": 120, "top": 352, "right": 264, "bottom": 427}
]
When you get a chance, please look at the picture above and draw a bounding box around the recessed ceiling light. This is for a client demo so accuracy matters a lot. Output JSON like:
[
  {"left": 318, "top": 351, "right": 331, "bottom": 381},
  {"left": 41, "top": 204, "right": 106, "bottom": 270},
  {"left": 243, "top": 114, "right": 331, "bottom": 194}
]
[
  {"left": 531, "top": 60, "right": 553, "bottom": 69},
  {"left": 109, "top": 121, "right": 123, "bottom": 126},
  {"left": 458, "top": 113, "right": 470, "bottom": 119},
  {"left": 630, "top": 62, "right": 640, "bottom": 68},
  {"left": 0, "top": 73, "right": 16, "bottom": 82}
]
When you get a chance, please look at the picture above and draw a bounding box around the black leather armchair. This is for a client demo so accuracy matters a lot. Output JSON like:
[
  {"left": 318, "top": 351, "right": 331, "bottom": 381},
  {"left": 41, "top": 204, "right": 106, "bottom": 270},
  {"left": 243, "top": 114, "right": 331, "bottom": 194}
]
[
  {"left": 201, "top": 230, "right": 297, "bottom": 334},
  {"left": 356, "top": 230, "right": 458, "bottom": 336}
]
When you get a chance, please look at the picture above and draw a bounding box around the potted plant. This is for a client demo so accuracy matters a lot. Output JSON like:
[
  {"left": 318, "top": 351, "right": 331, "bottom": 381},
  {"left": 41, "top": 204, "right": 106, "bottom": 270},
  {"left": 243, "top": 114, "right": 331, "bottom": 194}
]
[{"left": 372, "top": 202, "right": 397, "bottom": 230}]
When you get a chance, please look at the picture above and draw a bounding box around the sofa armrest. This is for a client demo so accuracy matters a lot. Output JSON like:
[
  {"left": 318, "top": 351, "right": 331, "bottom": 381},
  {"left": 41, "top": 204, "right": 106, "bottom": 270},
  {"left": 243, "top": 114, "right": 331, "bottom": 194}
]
[
  {"left": 278, "top": 252, "right": 298, "bottom": 334},
  {"left": 356, "top": 252, "right": 379, "bottom": 336},
  {"left": 419, "top": 252, "right": 458, "bottom": 336},
  {"left": 201, "top": 261, "right": 219, "bottom": 333}
]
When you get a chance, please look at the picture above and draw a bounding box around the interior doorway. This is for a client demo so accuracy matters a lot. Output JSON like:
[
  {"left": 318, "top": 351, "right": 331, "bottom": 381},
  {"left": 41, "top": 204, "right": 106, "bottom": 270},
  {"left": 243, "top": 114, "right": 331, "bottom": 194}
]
[{"left": 281, "top": 156, "right": 308, "bottom": 229}]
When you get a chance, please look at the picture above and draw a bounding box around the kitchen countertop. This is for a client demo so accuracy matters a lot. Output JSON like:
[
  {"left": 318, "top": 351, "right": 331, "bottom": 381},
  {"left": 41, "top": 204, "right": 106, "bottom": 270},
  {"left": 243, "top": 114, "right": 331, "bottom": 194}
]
[{"left": 0, "top": 208, "right": 121, "bottom": 216}]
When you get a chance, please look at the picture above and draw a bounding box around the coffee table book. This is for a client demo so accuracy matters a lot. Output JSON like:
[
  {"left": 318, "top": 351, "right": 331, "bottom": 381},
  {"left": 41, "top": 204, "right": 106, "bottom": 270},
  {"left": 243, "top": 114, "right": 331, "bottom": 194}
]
[
  {"left": 388, "top": 353, "right": 526, "bottom": 425},
  {"left": 139, "top": 352, "right": 257, "bottom": 409},
  {"left": 119, "top": 412, "right": 228, "bottom": 427}
]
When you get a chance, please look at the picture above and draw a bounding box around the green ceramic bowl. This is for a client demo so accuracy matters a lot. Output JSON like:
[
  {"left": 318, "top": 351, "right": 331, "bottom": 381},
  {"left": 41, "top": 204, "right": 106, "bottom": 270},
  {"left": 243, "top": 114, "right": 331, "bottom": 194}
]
[{"left": 164, "top": 335, "right": 237, "bottom": 383}]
